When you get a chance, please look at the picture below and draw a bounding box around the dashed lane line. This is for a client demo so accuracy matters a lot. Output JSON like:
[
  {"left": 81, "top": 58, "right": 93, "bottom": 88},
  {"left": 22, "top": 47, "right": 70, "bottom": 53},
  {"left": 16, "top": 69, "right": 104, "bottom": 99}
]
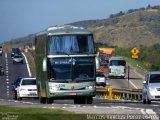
[{"left": 5, "top": 53, "right": 10, "bottom": 97}]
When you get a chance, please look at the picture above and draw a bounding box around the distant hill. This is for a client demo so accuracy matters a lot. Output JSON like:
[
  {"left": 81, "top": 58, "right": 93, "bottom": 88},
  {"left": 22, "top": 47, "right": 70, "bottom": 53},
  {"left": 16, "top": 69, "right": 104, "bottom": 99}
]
[
  {"left": 70, "top": 5, "right": 160, "bottom": 48},
  {"left": 6, "top": 5, "right": 160, "bottom": 48}
]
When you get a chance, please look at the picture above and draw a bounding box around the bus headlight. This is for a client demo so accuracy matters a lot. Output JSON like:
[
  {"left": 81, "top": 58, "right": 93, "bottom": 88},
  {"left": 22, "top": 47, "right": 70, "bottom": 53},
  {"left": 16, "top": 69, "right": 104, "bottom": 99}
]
[
  {"left": 86, "top": 86, "right": 95, "bottom": 90},
  {"left": 49, "top": 86, "right": 59, "bottom": 92},
  {"left": 20, "top": 88, "right": 26, "bottom": 91}
]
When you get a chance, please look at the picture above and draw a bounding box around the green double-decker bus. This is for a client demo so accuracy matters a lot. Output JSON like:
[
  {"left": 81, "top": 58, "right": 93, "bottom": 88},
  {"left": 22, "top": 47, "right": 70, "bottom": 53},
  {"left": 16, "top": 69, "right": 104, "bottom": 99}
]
[{"left": 35, "top": 25, "right": 98, "bottom": 104}]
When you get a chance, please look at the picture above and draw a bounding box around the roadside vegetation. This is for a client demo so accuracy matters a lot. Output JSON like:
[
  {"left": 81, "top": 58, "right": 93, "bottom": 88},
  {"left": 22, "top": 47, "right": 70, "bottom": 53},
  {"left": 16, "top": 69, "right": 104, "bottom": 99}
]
[
  {"left": 96, "top": 42, "right": 160, "bottom": 71},
  {"left": 71, "top": 5, "right": 160, "bottom": 48},
  {"left": 0, "top": 105, "right": 87, "bottom": 120}
]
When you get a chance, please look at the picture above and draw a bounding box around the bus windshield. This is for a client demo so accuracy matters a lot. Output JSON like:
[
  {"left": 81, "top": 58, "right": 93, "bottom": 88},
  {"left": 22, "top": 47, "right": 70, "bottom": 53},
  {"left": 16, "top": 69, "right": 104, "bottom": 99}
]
[
  {"left": 47, "top": 57, "right": 95, "bottom": 81},
  {"left": 48, "top": 35, "right": 94, "bottom": 55},
  {"left": 109, "top": 60, "right": 126, "bottom": 66}
]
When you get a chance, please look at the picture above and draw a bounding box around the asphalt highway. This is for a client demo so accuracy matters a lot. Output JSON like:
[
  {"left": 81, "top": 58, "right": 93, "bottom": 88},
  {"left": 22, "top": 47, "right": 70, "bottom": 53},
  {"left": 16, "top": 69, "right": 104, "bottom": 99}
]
[{"left": 0, "top": 52, "right": 160, "bottom": 119}]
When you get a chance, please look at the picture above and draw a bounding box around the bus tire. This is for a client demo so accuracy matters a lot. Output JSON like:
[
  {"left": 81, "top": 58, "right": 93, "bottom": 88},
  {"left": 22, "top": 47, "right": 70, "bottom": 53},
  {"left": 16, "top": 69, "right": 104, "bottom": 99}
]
[
  {"left": 46, "top": 98, "right": 54, "bottom": 104},
  {"left": 13, "top": 91, "right": 17, "bottom": 100},
  {"left": 17, "top": 97, "right": 22, "bottom": 101},
  {"left": 87, "top": 97, "right": 93, "bottom": 104},
  {"left": 74, "top": 98, "right": 79, "bottom": 104},
  {"left": 74, "top": 97, "right": 86, "bottom": 104},
  {"left": 40, "top": 97, "right": 46, "bottom": 104},
  {"left": 121, "top": 76, "right": 125, "bottom": 79}
]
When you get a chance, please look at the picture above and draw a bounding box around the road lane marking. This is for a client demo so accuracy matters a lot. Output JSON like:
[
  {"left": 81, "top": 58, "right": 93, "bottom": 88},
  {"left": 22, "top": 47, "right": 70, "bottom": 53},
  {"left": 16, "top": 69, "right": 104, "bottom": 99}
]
[
  {"left": 126, "top": 79, "right": 138, "bottom": 89},
  {"left": 22, "top": 52, "right": 32, "bottom": 77},
  {"left": 140, "top": 109, "right": 146, "bottom": 115},
  {"left": 6, "top": 70, "right": 8, "bottom": 73},
  {"left": 146, "top": 109, "right": 159, "bottom": 120},
  {"left": 5, "top": 53, "right": 10, "bottom": 97},
  {"left": 129, "top": 80, "right": 138, "bottom": 89}
]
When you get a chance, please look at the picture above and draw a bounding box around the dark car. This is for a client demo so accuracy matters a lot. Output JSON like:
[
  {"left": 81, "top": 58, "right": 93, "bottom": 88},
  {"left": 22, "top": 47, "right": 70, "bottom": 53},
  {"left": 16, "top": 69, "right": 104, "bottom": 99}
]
[
  {"left": 11, "top": 77, "right": 22, "bottom": 99},
  {"left": 0, "top": 65, "right": 5, "bottom": 75},
  {"left": 11, "top": 48, "right": 21, "bottom": 57}
]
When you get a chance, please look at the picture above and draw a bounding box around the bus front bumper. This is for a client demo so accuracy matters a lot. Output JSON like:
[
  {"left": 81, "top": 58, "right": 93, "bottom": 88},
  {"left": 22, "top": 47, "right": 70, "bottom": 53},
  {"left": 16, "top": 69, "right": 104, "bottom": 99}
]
[{"left": 48, "top": 89, "right": 96, "bottom": 98}]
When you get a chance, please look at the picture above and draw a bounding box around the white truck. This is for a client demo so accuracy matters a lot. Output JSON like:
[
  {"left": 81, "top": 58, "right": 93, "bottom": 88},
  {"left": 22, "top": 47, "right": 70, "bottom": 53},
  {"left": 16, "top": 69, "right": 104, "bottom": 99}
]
[{"left": 108, "top": 57, "right": 126, "bottom": 79}]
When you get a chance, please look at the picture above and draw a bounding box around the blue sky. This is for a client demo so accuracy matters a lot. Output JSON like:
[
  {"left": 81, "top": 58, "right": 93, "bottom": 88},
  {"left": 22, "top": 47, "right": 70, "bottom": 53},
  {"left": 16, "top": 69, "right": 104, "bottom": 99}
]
[{"left": 0, "top": 0, "right": 160, "bottom": 42}]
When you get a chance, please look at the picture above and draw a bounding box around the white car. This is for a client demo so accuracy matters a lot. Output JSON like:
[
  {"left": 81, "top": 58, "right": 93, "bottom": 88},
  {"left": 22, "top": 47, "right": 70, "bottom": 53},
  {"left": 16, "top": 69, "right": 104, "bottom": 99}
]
[
  {"left": 13, "top": 54, "right": 24, "bottom": 64},
  {"left": 142, "top": 71, "right": 160, "bottom": 104},
  {"left": 96, "top": 72, "right": 106, "bottom": 87},
  {"left": 17, "top": 78, "right": 38, "bottom": 100}
]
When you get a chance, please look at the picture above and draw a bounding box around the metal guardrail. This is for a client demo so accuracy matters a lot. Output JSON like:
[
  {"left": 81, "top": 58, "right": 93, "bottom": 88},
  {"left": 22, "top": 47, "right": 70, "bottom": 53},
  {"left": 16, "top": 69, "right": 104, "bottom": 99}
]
[{"left": 96, "top": 87, "right": 142, "bottom": 101}]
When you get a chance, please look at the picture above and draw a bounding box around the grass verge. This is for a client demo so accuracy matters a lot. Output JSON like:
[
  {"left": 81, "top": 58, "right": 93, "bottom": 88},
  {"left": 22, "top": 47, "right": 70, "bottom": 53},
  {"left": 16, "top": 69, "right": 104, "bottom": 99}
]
[{"left": 0, "top": 105, "right": 87, "bottom": 120}]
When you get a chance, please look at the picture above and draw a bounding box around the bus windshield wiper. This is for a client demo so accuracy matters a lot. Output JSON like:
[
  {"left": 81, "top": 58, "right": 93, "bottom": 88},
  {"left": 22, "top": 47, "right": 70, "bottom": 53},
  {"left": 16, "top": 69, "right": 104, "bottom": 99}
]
[
  {"left": 49, "top": 79, "right": 72, "bottom": 83},
  {"left": 55, "top": 52, "right": 68, "bottom": 55}
]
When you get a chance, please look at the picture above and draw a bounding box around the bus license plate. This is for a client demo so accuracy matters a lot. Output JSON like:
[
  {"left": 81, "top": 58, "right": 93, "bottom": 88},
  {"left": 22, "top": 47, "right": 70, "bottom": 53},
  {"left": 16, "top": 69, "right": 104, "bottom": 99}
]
[{"left": 69, "top": 93, "right": 76, "bottom": 96}]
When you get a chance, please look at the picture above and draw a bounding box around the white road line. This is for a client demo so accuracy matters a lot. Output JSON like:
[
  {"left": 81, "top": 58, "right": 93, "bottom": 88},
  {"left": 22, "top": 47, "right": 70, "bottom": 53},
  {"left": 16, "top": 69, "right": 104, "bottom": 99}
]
[
  {"left": 5, "top": 53, "right": 7, "bottom": 58},
  {"left": 6, "top": 70, "right": 8, "bottom": 74},
  {"left": 146, "top": 109, "right": 159, "bottom": 120},
  {"left": 126, "top": 79, "right": 138, "bottom": 89},
  {"left": 141, "top": 109, "right": 159, "bottom": 120},
  {"left": 140, "top": 109, "right": 146, "bottom": 115},
  {"left": 5, "top": 67, "right": 8, "bottom": 70},
  {"left": 5, "top": 53, "right": 10, "bottom": 97},
  {"left": 22, "top": 52, "right": 32, "bottom": 77}
]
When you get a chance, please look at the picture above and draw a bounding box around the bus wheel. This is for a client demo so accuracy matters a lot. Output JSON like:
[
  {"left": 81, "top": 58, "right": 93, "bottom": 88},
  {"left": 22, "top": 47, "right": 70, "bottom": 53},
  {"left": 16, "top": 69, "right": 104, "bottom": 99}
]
[
  {"left": 46, "top": 98, "right": 54, "bottom": 104},
  {"left": 121, "top": 76, "right": 125, "bottom": 79},
  {"left": 80, "top": 97, "right": 86, "bottom": 104},
  {"left": 13, "top": 91, "right": 17, "bottom": 100},
  {"left": 74, "top": 97, "right": 86, "bottom": 104},
  {"left": 87, "top": 97, "right": 93, "bottom": 104},
  {"left": 74, "top": 98, "right": 79, "bottom": 104},
  {"left": 40, "top": 97, "right": 46, "bottom": 104}
]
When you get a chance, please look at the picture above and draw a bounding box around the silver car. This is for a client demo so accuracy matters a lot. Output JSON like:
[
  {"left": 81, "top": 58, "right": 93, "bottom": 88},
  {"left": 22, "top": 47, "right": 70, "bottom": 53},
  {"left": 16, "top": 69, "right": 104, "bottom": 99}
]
[
  {"left": 142, "top": 71, "right": 160, "bottom": 104},
  {"left": 13, "top": 54, "right": 24, "bottom": 64}
]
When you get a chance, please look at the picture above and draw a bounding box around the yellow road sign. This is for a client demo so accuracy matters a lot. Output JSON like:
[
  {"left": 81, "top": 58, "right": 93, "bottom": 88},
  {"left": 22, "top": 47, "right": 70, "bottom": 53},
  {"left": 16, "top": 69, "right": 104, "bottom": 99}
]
[
  {"left": 132, "top": 55, "right": 138, "bottom": 59},
  {"left": 131, "top": 47, "right": 139, "bottom": 55}
]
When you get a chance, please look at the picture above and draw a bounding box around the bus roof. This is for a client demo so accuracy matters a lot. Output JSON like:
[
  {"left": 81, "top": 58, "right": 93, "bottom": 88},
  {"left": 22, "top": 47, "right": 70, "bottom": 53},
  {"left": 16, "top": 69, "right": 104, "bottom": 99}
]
[{"left": 36, "top": 25, "right": 92, "bottom": 36}]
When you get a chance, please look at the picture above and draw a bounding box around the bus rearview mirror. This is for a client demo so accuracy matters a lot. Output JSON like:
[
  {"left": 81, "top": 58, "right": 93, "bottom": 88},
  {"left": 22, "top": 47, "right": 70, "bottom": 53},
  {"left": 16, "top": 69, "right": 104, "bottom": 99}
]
[
  {"left": 95, "top": 56, "right": 100, "bottom": 70},
  {"left": 42, "top": 57, "right": 47, "bottom": 72}
]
